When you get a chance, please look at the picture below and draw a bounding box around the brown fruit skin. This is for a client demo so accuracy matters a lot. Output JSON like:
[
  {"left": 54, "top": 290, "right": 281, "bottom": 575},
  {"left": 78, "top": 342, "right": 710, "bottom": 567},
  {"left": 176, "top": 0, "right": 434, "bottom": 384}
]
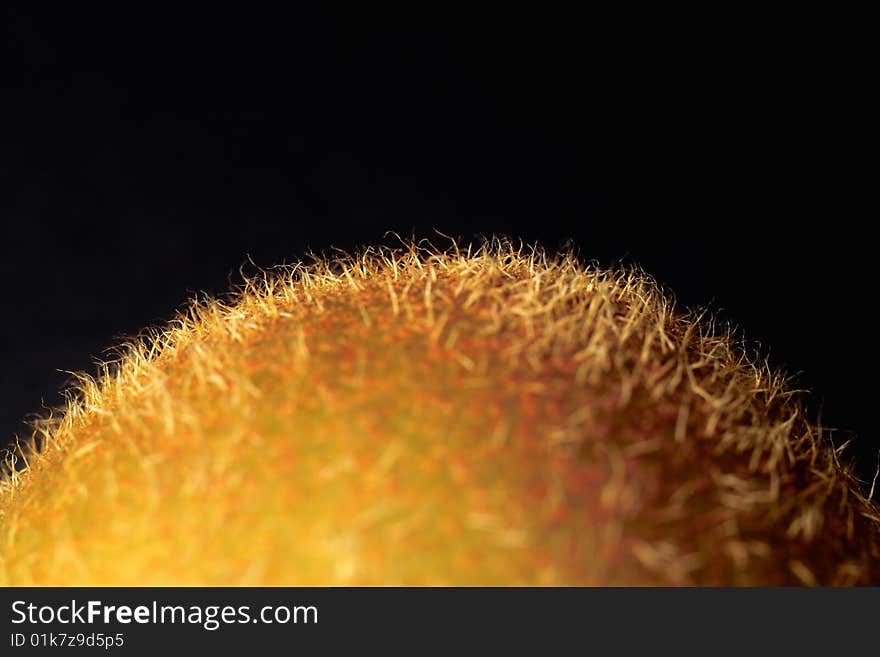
[{"left": 1, "top": 240, "right": 878, "bottom": 585}]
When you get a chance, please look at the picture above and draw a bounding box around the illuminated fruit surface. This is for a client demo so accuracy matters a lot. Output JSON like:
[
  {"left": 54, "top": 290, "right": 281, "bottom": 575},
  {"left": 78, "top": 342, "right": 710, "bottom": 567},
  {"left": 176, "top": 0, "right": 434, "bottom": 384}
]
[{"left": 1, "top": 240, "right": 878, "bottom": 585}]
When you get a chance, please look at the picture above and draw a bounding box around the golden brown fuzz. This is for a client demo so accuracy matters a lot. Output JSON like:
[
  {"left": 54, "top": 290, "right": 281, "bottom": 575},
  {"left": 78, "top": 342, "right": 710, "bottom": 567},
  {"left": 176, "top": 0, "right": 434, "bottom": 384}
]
[{"left": 1, "top": 238, "right": 878, "bottom": 585}]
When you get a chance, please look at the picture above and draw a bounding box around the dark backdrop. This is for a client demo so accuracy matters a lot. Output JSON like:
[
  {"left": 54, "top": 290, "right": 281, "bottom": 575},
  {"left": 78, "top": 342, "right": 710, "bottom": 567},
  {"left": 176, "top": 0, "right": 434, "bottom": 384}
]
[{"left": 3, "top": 10, "right": 875, "bottom": 486}]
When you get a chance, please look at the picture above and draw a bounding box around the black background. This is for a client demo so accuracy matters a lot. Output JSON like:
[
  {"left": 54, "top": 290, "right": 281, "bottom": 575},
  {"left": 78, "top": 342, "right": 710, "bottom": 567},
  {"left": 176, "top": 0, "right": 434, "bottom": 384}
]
[{"left": 2, "top": 10, "right": 876, "bottom": 486}]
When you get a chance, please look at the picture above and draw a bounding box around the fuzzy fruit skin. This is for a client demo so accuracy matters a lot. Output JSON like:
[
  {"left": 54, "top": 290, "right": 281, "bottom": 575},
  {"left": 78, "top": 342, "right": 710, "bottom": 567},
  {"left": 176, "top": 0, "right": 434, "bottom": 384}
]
[{"left": 1, "top": 241, "right": 878, "bottom": 585}]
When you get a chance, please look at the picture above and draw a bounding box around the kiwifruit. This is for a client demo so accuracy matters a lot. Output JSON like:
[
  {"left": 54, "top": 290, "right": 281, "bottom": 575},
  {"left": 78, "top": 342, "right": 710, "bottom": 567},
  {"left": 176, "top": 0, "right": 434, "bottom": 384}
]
[{"left": 1, "top": 238, "right": 877, "bottom": 585}]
